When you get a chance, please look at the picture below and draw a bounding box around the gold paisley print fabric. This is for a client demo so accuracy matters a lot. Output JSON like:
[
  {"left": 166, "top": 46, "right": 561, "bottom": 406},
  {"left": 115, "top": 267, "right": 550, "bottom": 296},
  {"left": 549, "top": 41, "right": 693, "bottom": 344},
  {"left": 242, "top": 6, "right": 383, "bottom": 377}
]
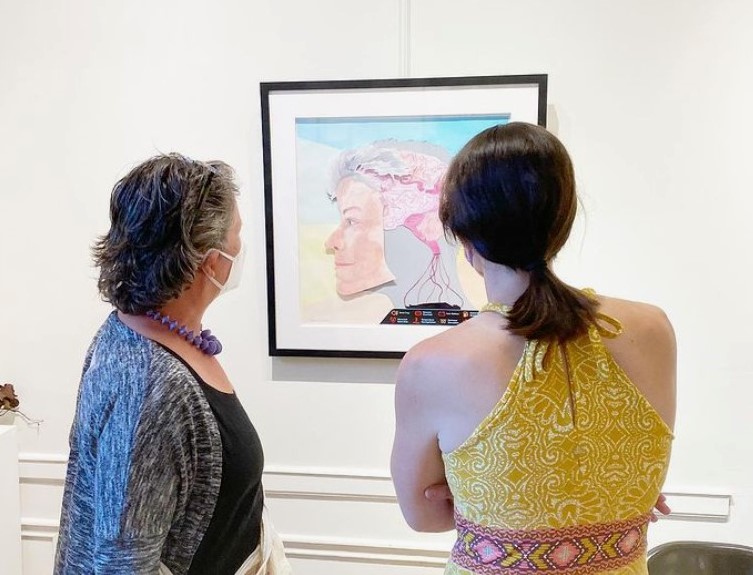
[{"left": 442, "top": 310, "right": 673, "bottom": 575}]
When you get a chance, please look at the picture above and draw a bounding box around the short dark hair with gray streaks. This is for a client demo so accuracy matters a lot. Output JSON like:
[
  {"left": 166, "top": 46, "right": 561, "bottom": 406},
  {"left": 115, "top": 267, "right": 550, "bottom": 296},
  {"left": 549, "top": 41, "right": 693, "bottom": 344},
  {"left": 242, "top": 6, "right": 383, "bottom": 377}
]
[{"left": 93, "top": 153, "right": 238, "bottom": 314}]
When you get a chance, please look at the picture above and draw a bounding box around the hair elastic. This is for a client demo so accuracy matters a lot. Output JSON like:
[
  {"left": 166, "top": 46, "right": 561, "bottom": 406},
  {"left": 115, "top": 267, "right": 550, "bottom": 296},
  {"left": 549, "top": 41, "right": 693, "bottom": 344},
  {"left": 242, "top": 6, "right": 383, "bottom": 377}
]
[{"left": 522, "top": 260, "right": 547, "bottom": 272}]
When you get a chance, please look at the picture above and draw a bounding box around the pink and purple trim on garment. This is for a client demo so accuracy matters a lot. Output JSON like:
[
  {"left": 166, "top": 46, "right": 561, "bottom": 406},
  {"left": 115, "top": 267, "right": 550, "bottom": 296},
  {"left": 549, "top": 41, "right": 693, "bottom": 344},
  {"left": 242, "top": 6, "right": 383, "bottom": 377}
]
[{"left": 450, "top": 511, "right": 650, "bottom": 574}]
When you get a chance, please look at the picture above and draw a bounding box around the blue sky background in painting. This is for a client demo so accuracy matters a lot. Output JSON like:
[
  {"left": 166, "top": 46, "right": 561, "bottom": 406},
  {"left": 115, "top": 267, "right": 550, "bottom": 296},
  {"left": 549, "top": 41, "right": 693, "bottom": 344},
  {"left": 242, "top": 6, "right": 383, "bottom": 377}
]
[{"left": 296, "top": 114, "right": 511, "bottom": 156}]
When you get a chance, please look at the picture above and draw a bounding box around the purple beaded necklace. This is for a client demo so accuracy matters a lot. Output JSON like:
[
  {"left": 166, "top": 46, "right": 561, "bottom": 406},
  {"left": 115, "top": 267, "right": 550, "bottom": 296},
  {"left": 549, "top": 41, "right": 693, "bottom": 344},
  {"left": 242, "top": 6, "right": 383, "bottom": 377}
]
[{"left": 145, "top": 310, "right": 223, "bottom": 356}]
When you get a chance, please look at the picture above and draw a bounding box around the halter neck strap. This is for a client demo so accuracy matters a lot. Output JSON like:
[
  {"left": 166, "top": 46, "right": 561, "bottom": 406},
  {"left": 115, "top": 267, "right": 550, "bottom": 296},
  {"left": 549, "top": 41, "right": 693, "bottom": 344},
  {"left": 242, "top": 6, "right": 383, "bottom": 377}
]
[
  {"left": 480, "top": 302, "right": 512, "bottom": 317},
  {"left": 581, "top": 288, "right": 624, "bottom": 338},
  {"left": 482, "top": 290, "right": 624, "bottom": 338}
]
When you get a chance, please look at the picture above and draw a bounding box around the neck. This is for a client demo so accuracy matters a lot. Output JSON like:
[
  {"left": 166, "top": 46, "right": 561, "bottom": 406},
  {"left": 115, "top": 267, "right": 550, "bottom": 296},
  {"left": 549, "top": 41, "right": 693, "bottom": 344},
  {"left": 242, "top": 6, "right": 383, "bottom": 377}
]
[
  {"left": 151, "top": 279, "right": 215, "bottom": 331},
  {"left": 482, "top": 260, "right": 531, "bottom": 306},
  {"left": 157, "top": 300, "right": 205, "bottom": 333}
]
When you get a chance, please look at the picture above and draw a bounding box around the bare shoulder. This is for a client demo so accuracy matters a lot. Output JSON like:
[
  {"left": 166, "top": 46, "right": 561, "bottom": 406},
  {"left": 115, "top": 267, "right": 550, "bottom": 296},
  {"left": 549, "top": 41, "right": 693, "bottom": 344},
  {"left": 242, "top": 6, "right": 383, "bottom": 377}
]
[
  {"left": 594, "top": 293, "right": 677, "bottom": 430},
  {"left": 397, "top": 323, "right": 474, "bottom": 394},
  {"left": 396, "top": 316, "right": 519, "bottom": 404},
  {"left": 597, "top": 294, "right": 676, "bottom": 351}
]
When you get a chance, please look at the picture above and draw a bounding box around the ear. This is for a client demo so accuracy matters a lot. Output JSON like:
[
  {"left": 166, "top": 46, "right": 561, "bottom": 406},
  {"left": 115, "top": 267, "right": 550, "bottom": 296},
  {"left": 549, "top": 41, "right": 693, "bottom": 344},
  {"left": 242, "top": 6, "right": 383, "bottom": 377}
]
[
  {"left": 463, "top": 242, "right": 486, "bottom": 277},
  {"left": 200, "top": 250, "right": 221, "bottom": 280}
]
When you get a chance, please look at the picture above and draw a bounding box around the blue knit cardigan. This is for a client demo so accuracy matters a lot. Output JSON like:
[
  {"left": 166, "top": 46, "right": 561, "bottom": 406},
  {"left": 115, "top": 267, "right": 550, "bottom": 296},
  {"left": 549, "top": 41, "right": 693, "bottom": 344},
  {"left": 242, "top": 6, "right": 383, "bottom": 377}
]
[{"left": 55, "top": 313, "right": 223, "bottom": 574}]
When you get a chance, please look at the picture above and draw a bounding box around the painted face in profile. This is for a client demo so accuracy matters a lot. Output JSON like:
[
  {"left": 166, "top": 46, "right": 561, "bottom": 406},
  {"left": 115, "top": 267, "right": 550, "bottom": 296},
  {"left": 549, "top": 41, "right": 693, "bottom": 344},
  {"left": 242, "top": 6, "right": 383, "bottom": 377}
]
[{"left": 324, "top": 177, "right": 395, "bottom": 296}]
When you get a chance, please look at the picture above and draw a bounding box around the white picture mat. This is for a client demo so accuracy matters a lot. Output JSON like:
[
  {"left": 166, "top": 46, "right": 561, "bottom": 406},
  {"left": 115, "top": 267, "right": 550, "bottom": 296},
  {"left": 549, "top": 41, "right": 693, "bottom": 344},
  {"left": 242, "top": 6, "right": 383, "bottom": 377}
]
[{"left": 268, "top": 82, "right": 542, "bottom": 354}]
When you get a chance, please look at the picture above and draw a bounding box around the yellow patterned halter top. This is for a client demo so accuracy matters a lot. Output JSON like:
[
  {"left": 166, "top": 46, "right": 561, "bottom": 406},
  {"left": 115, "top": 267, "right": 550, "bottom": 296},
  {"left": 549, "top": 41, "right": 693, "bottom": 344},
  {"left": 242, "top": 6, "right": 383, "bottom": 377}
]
[{"left": 442, "top": 300, "right": 673, "bottom": 575}]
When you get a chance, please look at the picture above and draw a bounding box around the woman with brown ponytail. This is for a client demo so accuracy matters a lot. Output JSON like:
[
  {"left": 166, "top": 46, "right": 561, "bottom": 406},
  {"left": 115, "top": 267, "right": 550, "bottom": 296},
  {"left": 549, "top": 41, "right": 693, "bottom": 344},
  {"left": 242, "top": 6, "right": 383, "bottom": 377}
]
[{"left": 391, "top": 123, "right": 676, "bottom": 575}]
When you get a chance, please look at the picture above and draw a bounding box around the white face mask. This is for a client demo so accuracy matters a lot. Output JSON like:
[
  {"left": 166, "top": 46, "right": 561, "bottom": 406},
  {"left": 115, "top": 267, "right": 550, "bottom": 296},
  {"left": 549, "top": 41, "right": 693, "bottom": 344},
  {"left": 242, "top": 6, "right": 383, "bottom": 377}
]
[{"left": 205, "top": 241, "right": 245, "bottom": 294}]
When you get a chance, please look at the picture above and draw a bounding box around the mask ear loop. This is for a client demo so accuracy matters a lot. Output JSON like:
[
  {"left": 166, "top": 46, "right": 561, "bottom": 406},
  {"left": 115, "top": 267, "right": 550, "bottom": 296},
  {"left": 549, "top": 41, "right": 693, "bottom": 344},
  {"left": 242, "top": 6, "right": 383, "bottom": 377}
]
[{"left": 202, "top": 249, "right": 236, "bottom": 291}]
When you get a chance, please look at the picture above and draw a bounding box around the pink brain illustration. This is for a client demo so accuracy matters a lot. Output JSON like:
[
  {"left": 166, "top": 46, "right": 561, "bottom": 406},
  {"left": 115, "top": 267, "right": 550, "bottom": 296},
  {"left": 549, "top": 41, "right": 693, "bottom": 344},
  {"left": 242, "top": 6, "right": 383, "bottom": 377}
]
[{"left": 349, "top": 148, "right": 448, "bottom": 255}]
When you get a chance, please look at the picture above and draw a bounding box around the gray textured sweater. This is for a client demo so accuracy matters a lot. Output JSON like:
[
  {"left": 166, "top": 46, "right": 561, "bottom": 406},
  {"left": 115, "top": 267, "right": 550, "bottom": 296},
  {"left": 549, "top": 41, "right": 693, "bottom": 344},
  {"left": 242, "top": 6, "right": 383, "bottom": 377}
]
[{"left": 55, "top": 313, "right": 223, "bottom": 574}]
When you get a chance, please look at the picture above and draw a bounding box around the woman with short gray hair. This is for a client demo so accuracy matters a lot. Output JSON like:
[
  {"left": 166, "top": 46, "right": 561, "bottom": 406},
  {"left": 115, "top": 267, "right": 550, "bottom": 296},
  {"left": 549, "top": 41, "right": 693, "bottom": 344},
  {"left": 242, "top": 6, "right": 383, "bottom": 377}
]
[{"left": 55, "top": 154, "right": 290, "bottom": 574}]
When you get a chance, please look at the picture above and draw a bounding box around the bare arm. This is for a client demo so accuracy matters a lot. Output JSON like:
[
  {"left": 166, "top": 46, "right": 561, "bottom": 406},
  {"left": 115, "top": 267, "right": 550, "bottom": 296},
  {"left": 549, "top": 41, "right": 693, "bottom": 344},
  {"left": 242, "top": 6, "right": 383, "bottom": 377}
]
[
  {"left": 635, "top": 306, "right": 677, "bottom": 432},
  {"left": 391, "top": 347, "right": 455, "bottom": 532}
]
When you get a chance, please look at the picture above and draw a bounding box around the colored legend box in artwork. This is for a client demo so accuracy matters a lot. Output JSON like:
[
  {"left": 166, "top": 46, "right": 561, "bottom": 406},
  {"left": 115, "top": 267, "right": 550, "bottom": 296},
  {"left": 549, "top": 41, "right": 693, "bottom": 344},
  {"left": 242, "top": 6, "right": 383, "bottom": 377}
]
[{"left": 380, "top": 308, "right": 478, "bottom": 326}]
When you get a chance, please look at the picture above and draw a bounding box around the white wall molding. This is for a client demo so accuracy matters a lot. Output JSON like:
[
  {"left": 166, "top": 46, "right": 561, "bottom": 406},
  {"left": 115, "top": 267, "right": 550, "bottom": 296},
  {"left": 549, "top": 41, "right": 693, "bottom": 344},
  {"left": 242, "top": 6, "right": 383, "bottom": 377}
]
[
  {"left": 267, "top": 490, "right": 397, "bottom": 504},
  {"left": 18, "top": 453, "right": 732, "bottom": 521},
  {"left": 265, "top": 466, "right": 392, "bottom": 481},
  {"left": 18, "top": 453, "right": 394, "bottom": 480},
  {"left": 284, "top": 537, "right": 447, "bottom": 567},
  {"left": 656, "top": 492, "right": 732, "bottom": 523},
  {"left": 20, "top": 521, "right": 58, "bottom": 575},
  {"left": 20, "top": 514, "right": 447, "bottom": 568},
  {"left": 21, "top": 519, "right": 58, "bottom": 543},
  {"left": 18, "top": 453, "right": 68, "bottom": 464}
]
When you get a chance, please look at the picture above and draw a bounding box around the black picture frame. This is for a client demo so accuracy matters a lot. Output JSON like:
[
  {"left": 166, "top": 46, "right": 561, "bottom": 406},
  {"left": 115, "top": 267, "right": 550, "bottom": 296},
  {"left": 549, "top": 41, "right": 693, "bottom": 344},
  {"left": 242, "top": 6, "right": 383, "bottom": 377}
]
[{"left": 261, "top": 74, "right": 547, "bottom": 358}]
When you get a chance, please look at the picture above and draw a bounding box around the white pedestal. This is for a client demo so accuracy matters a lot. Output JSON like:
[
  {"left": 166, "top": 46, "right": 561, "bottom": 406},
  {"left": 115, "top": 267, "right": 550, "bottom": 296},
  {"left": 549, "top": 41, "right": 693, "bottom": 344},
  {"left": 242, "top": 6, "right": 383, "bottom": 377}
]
[{"left": 0, "top": 425, "right": 23, "bottom": 575}]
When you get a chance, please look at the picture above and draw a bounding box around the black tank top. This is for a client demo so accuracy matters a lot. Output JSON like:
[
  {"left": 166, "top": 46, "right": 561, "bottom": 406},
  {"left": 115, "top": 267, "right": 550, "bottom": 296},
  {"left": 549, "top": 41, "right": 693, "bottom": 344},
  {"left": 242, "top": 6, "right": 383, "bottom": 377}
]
[{"left": 158, "top": 345, "right": 265, "bottom": 574}]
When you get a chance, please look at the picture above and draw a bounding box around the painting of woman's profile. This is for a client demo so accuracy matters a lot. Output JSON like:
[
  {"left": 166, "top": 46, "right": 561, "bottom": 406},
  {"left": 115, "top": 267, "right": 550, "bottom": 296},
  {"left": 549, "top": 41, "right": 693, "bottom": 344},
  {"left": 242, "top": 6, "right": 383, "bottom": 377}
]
[
  {"left": 262, "top": 75, "right": 547, "bottom": 356},
  {"left": 296, "top": 115, "right": 511, "bottom": 325}
]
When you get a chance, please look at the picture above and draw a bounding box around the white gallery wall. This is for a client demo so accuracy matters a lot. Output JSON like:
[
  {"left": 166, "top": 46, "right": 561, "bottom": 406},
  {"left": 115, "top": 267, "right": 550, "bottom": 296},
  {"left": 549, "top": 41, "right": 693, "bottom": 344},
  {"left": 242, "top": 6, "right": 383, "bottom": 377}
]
[{"left": 1, "top": 1, "right": 752, "bottom": 573}]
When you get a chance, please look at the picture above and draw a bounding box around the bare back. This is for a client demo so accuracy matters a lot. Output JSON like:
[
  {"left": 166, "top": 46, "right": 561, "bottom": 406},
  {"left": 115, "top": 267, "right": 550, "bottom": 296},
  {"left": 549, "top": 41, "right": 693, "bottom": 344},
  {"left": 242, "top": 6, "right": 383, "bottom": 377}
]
[{"left": 422, "top": 294, "right": 676, "bottom": 455}]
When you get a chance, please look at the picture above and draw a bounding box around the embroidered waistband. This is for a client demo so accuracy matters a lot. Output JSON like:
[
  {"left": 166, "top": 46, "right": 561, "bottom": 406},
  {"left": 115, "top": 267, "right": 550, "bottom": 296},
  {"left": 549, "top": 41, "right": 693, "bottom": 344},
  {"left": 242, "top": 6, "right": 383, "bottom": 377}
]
[{"left": 450, "top": 511, "right": 650, "bottom": 574}]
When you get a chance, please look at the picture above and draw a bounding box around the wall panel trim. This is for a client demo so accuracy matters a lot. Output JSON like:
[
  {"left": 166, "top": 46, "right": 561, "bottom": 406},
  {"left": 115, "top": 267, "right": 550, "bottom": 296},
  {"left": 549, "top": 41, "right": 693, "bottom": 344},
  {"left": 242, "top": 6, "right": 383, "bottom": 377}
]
[{"left": 18, "top": 453, "right": 731, "bottom": 521}]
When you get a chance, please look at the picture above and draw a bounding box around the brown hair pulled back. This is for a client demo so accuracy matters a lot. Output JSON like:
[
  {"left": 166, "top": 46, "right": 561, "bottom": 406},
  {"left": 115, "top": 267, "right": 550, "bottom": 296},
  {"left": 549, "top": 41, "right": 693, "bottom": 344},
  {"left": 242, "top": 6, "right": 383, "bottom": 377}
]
[{"left": 439, "top": 122, "right": 598, "bottom": 341}]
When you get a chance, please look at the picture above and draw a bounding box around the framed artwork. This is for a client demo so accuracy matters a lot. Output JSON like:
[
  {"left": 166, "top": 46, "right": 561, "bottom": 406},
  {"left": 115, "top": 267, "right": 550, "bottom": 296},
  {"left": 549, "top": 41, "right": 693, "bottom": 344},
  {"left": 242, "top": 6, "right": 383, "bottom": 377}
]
[{"left": 261, "top": 74, "right": 547, "bottom": 358}]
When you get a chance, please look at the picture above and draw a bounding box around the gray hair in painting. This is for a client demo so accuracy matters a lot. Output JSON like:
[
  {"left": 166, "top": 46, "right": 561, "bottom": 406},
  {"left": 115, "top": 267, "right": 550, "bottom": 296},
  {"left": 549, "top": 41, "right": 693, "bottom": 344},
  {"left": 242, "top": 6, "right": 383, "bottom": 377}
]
[{"left": 330, "top": 139, "right": 451, "bottom": 201}]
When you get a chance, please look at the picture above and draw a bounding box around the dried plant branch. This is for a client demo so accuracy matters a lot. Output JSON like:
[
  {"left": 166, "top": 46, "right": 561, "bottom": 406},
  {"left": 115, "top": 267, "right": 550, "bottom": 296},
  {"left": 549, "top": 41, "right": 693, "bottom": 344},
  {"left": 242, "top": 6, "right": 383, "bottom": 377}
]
[
  {"left": 0, "top": 383, "right": 43, "bottom": 427},
  {"left": 0, "top": 383, "right": 20, "bottom": 410}
]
